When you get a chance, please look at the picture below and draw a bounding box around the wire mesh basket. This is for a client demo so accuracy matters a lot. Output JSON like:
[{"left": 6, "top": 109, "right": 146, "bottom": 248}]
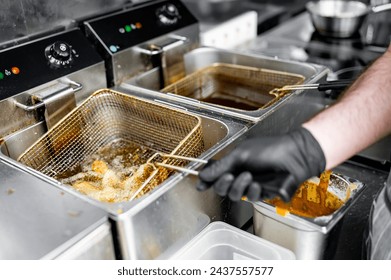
[
  {"left": 161, "top": 63, "right": 305, "bottom": 110},
  {"left": 18, "top": 89, "right": 204, "bottom": 203}
]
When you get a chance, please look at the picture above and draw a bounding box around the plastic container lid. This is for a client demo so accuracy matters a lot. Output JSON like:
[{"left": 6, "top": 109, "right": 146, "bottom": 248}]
[{"left": 170, "top": 221, "right": 295, "bottom": 260}]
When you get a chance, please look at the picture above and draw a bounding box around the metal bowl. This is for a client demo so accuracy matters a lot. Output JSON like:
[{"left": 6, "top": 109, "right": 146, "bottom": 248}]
[
  {"left": 306, "top": 1, "right": 391, "bottom": 38},
  {"left": 306, "top": 1, "right": 370, "bottom": 38}
]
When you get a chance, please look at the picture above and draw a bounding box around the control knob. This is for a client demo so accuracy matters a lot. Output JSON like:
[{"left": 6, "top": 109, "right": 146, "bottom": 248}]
[
  {"left": 157, "top": 4, "right": 180, "bottom": 25},
  {"left": 45, "top": 41, "right": 75, "bottom": 67}
]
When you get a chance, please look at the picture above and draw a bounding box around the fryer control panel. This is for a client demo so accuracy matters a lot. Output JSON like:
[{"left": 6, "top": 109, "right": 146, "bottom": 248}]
[
  {"left": 0, "top": 29, "right": 103, "bottom": 101},
  {"left": 84, "top": 0, "right": 197, "bottom": 55}
]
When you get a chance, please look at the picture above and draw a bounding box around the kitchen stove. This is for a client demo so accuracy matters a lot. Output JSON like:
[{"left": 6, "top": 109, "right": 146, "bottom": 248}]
[{"left": 243, "top": 12, "right": 388, "bottom": 81}]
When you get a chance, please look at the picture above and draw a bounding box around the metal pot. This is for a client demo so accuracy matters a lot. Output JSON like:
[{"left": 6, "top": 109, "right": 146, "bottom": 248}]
[{"left": 306, "top": 0, "right": 391, "bottom": 38}]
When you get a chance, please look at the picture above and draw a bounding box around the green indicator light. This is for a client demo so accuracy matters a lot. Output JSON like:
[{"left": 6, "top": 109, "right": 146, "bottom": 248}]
[
  {"left": 0, "top": 72, "right": 4, "bottom": 80},
  {"left": 125, "top": 25, "right": 132, "bottom": 32}
]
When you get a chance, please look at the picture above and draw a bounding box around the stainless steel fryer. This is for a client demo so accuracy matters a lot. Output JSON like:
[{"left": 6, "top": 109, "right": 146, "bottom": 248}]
[
  {"left": 124, "top": 47, "right": 329, "bottom": 122},
  {"left": 161, "top": 63, "right": 305, "bottom": 110},
  {"left": 18, "top": 89, "right": 204, "bottom": 201}
]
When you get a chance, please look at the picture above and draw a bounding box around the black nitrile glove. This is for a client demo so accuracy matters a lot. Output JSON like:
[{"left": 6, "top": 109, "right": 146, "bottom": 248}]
[{"left": 197, "top": 127, "right": 326, "bottom": 202}]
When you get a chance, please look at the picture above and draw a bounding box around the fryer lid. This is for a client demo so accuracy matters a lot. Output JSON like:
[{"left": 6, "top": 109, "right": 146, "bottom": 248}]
[{"left": 18, "top": 89, "right": 204, "bottom": 198}]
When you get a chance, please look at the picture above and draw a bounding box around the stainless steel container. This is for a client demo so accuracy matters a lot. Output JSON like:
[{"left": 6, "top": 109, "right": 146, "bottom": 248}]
[
  {"left": 306, "top": 1, "right": 391, "bottom": 38},
  {"left": 252, "top": 172, "right": 365, "bottom": 259},
  {"left": 126, "top": 47, "right": 329, "bottom": 122}
]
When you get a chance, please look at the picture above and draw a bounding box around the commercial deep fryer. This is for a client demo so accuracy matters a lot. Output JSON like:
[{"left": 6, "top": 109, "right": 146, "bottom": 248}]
[
  {"left": 1, "top": 0, "right": 370, "bottom": 260},
  {"left": 84, "top": 0, "right": 329, "bottom": 123},
  {"left": 0, "top": 25, "right": 249, "bottom": 259},
  {"left": 0, "top": 29, "right": 115, "bottom": 259}
]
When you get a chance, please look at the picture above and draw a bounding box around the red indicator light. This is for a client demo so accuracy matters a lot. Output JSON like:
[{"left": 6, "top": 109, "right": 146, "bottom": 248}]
[{"left": 11, "top": 67, "right": 20, "bottom": 75}]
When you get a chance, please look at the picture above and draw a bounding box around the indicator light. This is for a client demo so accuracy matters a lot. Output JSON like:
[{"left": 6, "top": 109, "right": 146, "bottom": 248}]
[
  {"left": 109, "top": 45, "right": 118, "bottom": 53},
  {"left": 125, "top": 25, "right": 132, "bottom": 32},
  {"left": 11, "top": 67, "right": 20, "bottom": 75},
  {"left": 0, "top": 72, "right": 3, "bottom": 80},
  {"left": 135, "top": 22, "right": 142, "bottom": 29}
]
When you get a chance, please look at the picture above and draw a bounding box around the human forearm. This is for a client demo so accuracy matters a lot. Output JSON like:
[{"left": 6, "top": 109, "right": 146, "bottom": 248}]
[{"left": 303, "top": 45, "right": 391, "bottom": 170}]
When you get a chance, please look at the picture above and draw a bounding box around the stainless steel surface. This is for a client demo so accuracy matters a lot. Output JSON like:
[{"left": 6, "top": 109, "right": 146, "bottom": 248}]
[
  {"left": 1, "top": 122, "right": 46, "bottom": 159},
  {"left": 252, "top": 173, "right": 365, "bottom": 259},
  {"left": 0, "top": 25, "right": 113, "bottom": 260},
  {"left": 54, "top": 222, "right": 115, "bottom": 260},
  {"left": 128, "top": 47, "right": 329, "bottom": 122},
  {"left": 148, "top": 35, "right": 193, "bottom": 87},
  {"left": 306, "top": 1, "right": 391, "bottom": 38},
  {"left": 0, "top": 159, "right": 112, "bottom": 259},
  {"left": 14, "top": 80, "right": 82, "bottom": 129},
  {"left": 0, "top": 0, "right": 128, "bottom": 48},
  {"left": 0, "top": 63, "right": 106, "bottom": 139},
  {"left": 0, "top": 85, "right": 249, "bottom": 259},
  {"left": 85, "top": 21, "right": 199, "bottom": 87}
]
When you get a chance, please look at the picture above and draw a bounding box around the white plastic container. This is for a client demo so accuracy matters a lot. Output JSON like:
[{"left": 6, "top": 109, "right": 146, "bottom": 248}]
[{"left": 170, "top": 221, "right": 295, "bottom": 260}]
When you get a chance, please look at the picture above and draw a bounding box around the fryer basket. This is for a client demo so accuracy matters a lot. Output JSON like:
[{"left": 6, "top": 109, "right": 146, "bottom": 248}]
[
  {"left": 18, "top": 89, "right": 204, "bottom": 201},
  {"left": 161, "top": 63, "right": 305, "bottom": 110}
]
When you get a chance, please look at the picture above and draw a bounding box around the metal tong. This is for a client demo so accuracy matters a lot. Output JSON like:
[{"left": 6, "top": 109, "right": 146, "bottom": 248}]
[
  {"left": 270, "top": 79, "right": 353, "bottom": 96},
  {"left": 148, "top": 153, "right": 207, "bottom": 176},
  {"left": 129, "top": 153, "right": 207, "bottom": 201}
]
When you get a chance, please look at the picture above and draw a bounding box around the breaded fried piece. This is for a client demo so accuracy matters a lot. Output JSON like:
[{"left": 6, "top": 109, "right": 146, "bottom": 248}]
[
  {"left": 73, "top": 181, "right": 101, "bottom": 195},
  {"left": 91, "top": 160, "right": 109, "bottom": 175},
  {"left": 102, "top": 169, "right": 122, "bottom": 189}
]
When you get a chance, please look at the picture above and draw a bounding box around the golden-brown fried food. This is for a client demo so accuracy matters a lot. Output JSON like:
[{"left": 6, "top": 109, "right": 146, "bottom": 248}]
[{"left": 91, "top": 160, "right": 109, "bottom": 174}]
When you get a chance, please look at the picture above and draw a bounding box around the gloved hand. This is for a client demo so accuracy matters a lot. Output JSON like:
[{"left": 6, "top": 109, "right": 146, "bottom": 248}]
[{"left": 197, "top": 127, "right": 326, "bottom": 202}]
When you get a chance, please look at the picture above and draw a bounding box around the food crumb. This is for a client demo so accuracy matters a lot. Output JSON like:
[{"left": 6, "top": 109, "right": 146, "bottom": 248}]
[
  {"left": 7, "top": 188, "right": 15, "bottom": 195},
  {"left": 117, "top": 208, "right": 123, "bottom": 214},
  {"left": 67, "top": 210, "right": 81, "bottom": 217}
]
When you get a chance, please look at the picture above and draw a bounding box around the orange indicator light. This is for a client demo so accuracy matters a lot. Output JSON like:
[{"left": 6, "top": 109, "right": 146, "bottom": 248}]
[{"left": 11, "top": 67, "right": 20, "bottom": 75}]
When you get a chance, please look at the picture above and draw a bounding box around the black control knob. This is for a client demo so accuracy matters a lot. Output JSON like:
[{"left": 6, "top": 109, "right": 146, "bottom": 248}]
[
  {"left": 157, "top": 4, "right": 180, "bottom": 25},
  {"left": 45, "top": 41, "right": 75, "bottom": 67}
]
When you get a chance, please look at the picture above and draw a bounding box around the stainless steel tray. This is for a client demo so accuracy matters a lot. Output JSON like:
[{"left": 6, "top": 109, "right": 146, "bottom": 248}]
[{"left": 252, "top": 172, "right": 365, "bottom": 259}]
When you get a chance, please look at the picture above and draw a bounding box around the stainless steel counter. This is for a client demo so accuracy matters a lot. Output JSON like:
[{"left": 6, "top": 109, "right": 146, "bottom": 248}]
[{"left": 0, "top": 160, "right": 114, "bottom": 259}]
